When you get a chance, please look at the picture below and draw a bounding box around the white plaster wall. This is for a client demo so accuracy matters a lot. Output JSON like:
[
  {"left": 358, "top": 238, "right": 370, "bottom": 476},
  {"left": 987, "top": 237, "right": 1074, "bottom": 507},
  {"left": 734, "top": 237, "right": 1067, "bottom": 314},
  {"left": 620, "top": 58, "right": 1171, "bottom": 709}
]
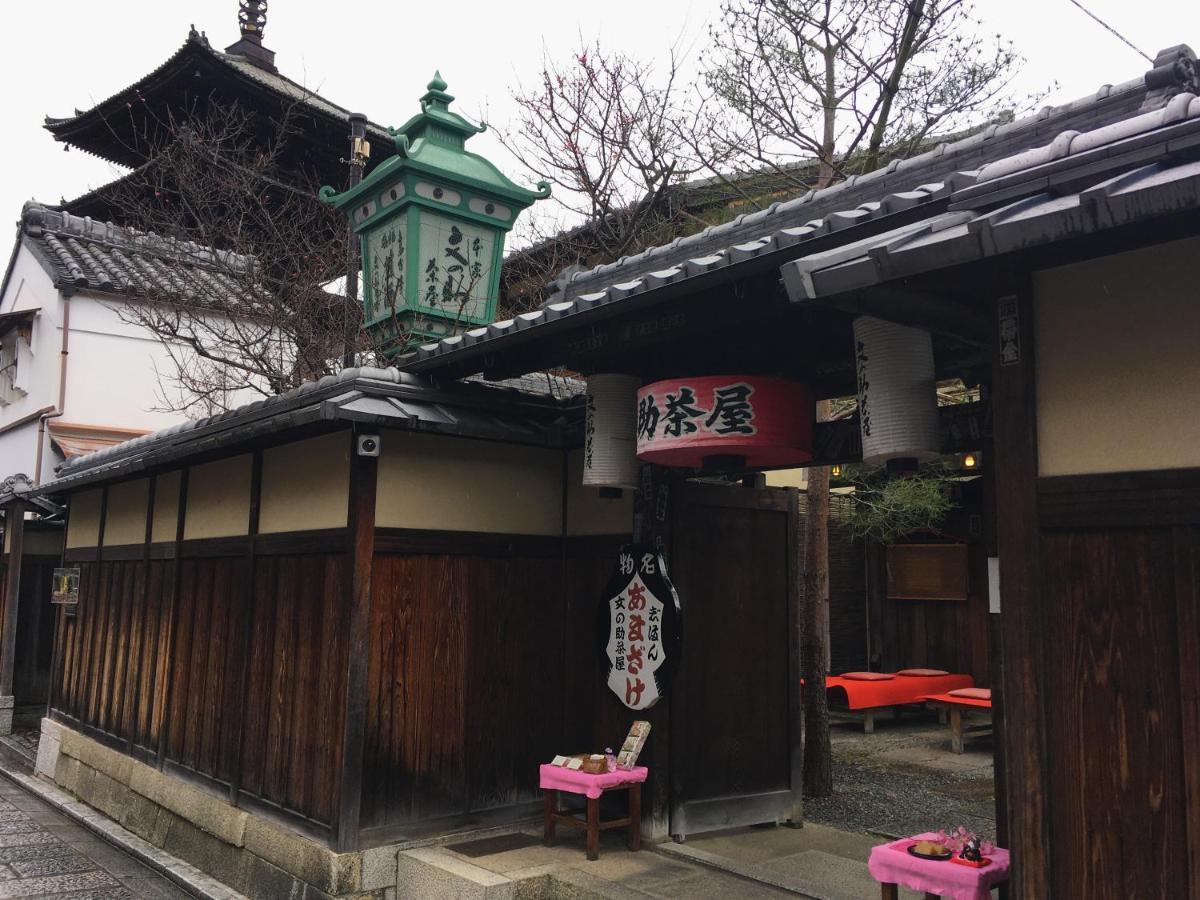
[
  {"left": 151, "top": 471, "right": 182, "bottom": 544},
  {"left": 103, "top": 479, "right": 151, "bottom": 546},
  {"left": 65, "top": 489, "right": 103, "bottom": 549},
  {"left": 565, "top": 448, "right": 633, "bottom": 536},
  {"left": 183, "top": 455, "right": 252, "bottom": 540},
  {"left": 0, "top": 247, "right": 63, "bottom": 478},
  {"left": 64, "top": 295, "right": 197, "bottom": 431},
  {"left": 376, "top": 431, "right": 563, "bottom": 535},
  {"left": 259, "top": 433, "right": 350, "bottom": 534},
  {"left": 1035, "top": 235, "right": 1200, "bottom": 476},
  {"left": 0, "top": 247, "right": 265, "bottom": 484}
]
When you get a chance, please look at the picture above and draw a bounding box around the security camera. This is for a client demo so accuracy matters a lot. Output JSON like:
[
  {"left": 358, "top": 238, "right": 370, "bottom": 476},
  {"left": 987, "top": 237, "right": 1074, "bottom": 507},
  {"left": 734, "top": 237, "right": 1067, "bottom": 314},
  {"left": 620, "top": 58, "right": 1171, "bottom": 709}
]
[{"left": 356, "top": 434, "right": 381, "bottom": 457}]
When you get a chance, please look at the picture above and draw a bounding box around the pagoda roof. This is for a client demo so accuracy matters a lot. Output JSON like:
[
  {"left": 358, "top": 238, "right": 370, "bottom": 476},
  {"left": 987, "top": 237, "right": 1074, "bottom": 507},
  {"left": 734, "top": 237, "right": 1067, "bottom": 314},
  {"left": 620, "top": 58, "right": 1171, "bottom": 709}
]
[{"left": 44, "top": 28, "right": 392, "bottom": 179}]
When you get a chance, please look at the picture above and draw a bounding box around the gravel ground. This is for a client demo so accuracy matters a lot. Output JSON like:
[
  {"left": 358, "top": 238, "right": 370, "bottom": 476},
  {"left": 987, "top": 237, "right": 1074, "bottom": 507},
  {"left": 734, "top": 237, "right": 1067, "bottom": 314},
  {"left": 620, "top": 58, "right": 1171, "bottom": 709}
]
[{"left": 803, "top": 715, "right": 997, "bottom": 842}]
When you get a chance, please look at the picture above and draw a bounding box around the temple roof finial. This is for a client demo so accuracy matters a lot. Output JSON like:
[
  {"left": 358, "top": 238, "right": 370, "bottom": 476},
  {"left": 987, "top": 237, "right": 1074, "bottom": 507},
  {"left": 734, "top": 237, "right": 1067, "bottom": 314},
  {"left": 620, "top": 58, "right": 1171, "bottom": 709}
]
[
  {"left": 238, "top": 0, "right": 268, "bottom": 39},
  {"left": 226, "top": 0, "right": 276, "bottom": 71},
  {"left": 427, "top": 71, "right": 448, "bottom": 93}
]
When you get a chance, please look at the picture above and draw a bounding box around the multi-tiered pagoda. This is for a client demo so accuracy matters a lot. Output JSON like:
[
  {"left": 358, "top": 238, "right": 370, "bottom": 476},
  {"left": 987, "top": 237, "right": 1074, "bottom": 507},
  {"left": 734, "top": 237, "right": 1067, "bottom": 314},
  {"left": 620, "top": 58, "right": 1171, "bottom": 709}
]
[{"left": 45, "top": 0, "right": 391, "bottom": 222}]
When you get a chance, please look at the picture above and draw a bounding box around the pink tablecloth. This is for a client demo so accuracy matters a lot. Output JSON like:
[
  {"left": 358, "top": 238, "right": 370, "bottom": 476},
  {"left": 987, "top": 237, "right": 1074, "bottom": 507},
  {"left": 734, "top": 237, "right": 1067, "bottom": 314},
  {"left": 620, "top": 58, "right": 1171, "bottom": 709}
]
[
  {"left": 539, "top": 764, "right": 648, "bottom": 799},
  {"left": 868, "top": 833, "right": 1010, "bottom": 900}
]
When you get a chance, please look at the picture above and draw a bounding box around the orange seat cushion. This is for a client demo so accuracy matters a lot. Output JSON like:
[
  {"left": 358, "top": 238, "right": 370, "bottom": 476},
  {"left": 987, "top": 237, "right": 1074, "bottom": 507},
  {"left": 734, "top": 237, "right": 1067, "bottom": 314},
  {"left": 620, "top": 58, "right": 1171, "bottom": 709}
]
[
  {"left": 897, "top": 668, "right": 950, "bottom": 676},
  {"left": 949, "top": 687, "right": 992, "bottom": 700}
]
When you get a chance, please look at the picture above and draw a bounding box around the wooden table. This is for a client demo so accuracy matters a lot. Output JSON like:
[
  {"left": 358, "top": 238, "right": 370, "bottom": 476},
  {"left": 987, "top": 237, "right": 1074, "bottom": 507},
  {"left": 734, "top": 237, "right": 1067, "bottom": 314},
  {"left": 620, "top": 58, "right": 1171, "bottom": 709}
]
[
  {"left": 538, "top": 764, "right": 647, "bottom": 861},
  {"left": 868, "top": 832, "right": 1009, "bottom": 900}
]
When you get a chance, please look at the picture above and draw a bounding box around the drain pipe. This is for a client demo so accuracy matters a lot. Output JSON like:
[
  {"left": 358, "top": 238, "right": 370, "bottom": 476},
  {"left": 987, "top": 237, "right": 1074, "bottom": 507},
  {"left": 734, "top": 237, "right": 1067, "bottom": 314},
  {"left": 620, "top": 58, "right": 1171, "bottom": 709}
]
[{"left": 33, "top": 290, "right": 71, "bottom": 485}]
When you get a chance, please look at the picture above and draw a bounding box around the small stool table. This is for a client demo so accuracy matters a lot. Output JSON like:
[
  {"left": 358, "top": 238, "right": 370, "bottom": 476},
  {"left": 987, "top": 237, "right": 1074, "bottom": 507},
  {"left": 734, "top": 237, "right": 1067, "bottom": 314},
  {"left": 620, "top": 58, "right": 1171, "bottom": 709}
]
[
  {"left": 539, "top": 763, "right": 648, "bottom": 861},
  {"left": 868, "top": 833, "right": 1010, "bottom": 900}
]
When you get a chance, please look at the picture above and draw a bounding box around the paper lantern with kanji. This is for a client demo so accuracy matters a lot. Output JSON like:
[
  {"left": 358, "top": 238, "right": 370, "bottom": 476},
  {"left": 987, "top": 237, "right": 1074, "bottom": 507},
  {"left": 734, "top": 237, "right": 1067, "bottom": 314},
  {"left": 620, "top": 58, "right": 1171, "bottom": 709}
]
[
  {"left": 635, "top": 376, "right": 813, "bottom": 468},
  {"left": 852, "top": 316, "right": 940, "bottom": 465}
]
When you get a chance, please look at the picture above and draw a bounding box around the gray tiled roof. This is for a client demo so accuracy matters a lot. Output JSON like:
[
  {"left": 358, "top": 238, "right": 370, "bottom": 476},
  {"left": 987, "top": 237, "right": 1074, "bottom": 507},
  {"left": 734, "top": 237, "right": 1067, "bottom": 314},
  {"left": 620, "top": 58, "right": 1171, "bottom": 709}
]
[
  {"left": 37, "top": 366, "right": 581, "bottom": 494},
  {"left": 15, "top": 202, "right": 250, "bottom": 301},
  {"left": 406, "top": 44, "right": 1200, "bottom": 372}
]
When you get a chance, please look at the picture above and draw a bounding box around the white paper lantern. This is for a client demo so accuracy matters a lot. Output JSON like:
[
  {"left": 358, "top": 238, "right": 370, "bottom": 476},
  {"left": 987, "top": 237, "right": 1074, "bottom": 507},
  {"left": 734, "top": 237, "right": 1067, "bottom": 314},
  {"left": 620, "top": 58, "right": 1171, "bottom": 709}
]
[
  {"left": 583, "top": 374, "right": 640, "bottom": 488},
  {"left": 853, "top": 317, "right": 940, "bottom": 465}
]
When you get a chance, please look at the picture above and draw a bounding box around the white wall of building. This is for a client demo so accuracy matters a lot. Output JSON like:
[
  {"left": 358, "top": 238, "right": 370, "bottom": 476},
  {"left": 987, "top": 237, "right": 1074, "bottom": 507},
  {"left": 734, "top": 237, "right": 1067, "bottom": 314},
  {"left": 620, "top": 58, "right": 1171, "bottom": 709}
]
[{"left": 0, "top": 243, "right": 259, "bottom": 483}]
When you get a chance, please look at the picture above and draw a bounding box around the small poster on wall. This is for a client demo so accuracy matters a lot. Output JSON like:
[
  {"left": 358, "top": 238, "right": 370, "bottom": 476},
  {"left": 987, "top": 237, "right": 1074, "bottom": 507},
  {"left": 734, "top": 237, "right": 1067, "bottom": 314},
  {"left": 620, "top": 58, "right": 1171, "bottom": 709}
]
[
  {"left": 598, "top": 544, "right": 682, "bottom": 711},
  {"left": 50, "top": 568, "right": 79, "bottom": 605}
]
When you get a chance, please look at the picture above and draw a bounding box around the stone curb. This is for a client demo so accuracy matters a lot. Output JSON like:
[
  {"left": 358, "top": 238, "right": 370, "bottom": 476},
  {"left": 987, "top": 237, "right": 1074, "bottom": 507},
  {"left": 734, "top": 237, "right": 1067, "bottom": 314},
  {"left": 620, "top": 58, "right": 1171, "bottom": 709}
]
[
  {"left": 650, "top": 840, "right": 824, "bottom": 899},
  {"left": 0, "top": 760, "right": 246, "bottom": 900}
]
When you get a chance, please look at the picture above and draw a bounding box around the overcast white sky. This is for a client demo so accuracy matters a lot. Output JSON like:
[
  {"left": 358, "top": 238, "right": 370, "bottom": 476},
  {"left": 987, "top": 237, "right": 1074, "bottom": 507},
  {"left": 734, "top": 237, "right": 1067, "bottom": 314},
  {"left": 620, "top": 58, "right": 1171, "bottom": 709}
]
[{"left": 1, "top": 0, "right": 1196, "bottom": 236}]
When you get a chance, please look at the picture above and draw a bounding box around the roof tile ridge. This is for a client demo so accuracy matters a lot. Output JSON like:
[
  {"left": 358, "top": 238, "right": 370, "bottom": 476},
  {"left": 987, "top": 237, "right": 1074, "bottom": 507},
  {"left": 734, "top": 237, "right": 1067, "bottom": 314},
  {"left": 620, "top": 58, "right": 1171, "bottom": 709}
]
[
  {"left": 106, "top": 247, "right": 149, "bottom": 294},
  {"left": 549, "top": 50, "right": 1171, "bottom": 300},
  {"left": 62, "top": 236, "right": 113, "bottom": 289},
  {"left": 40, "top": 233, "right": 88, "bottom": 285},
  {"left": 977, "top": 89, "right": 1200, "bottom": 184}
]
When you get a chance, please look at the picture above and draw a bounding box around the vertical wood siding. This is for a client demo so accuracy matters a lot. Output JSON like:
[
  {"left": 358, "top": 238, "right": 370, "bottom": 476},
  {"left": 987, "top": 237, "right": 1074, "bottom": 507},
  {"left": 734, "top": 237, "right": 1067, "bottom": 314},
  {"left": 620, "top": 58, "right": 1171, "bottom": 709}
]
[
  {"left": 361, "top": 550, "right": 564, "bottom": 829},
  {"left": 51, "top": 548, "right": 347, "bottom": 829}
]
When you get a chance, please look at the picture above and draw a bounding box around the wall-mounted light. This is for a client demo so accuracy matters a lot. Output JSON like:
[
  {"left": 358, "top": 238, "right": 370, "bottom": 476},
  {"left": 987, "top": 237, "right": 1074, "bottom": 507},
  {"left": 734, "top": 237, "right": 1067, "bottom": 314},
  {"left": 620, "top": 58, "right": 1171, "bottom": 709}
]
[{"left": 831, "top": 464, "right": 843, "bottom": 478}]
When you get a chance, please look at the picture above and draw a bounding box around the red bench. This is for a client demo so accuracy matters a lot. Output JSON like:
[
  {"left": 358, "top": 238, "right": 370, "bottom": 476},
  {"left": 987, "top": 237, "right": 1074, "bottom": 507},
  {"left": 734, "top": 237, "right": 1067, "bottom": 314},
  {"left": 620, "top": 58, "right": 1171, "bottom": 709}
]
[
  {"left": 823, "top": 670, "right": 975, "bottom": 732},
  {"left": 922, "top": 688, "right": 993, "bottom": 752}
]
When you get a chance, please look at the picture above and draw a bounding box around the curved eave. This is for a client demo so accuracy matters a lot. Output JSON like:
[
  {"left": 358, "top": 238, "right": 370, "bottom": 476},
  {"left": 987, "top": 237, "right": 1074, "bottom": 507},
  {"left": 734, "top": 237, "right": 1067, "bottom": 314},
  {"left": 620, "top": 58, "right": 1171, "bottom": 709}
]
[
  {"left": 322, "top": 152, "right": 547, "bottom": 214},
  {"left": 393, "top": 106, "right": 485, "bottom": 139},
  {"left": 43, "top": 30, "right": 390, "bottom": 167}
]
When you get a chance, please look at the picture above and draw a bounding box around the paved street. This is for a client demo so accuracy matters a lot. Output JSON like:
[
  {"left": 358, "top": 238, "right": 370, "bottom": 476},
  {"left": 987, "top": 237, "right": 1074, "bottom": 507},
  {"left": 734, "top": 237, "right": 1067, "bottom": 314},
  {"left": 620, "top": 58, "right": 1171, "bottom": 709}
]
[{"left": 0, "top": 775, "right": 191, "bottom": 899}]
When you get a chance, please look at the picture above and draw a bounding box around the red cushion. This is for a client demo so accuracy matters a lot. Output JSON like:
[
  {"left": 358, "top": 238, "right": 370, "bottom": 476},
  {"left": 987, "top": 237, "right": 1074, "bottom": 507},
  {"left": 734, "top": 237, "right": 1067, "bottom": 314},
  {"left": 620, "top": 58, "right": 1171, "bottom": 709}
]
[
  {"left": 949, "top": 687, "right": 991, "bottom": 700},
  {"left": 897, "top": 668, "right": 950, "bottom": 677},
  {"left": 841, "top": 671, "right": 895, "bottom": 681}
]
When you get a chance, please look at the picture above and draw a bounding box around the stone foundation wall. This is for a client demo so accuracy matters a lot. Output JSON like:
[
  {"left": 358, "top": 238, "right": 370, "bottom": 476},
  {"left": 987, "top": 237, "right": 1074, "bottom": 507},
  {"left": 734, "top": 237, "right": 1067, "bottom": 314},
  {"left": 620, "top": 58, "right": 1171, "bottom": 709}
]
[{"left": 35, "top": 719, "right": 398, "bottom": 899}]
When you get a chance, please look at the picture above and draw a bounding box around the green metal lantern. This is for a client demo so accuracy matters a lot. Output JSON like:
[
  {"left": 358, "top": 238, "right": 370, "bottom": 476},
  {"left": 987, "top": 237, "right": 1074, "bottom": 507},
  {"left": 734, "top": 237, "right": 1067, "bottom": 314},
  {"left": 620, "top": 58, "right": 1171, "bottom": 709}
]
[{"left": 321, "top": 73, "right": 549, "bottom": 352}]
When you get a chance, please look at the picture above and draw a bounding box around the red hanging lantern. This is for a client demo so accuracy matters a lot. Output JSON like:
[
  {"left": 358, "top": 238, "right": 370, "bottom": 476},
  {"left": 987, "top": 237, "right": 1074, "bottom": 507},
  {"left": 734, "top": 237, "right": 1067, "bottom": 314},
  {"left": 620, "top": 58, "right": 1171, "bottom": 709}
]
[{"left": 636, "top": 375, "right": 813, "bottom": 469}]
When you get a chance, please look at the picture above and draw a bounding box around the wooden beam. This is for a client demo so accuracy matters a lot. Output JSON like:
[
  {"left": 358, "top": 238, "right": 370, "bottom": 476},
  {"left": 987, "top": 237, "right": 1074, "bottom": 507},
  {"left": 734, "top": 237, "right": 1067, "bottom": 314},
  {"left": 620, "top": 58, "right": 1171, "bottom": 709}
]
[
  {"left": 990, "top": 288, "right": 1051, "bottom": 896},
  {"left": 826, "top": 286, "right": 991, "bottom": 346},
  {"left": 156, "top": 470, "right": 188, "bottom": 770},
  {"left": 124, "top": 476, "right": 156, "bottom": 755},
  {"left": 335, "top": 431, "right": 377, "bottom": 853},
  {"left": 228, "top": 450, "right": 262, "bottom": 805},
  {"left": 0, "top": 501, "right": 27, "bottom": 711},
  {"left": 806, "top": 399, "right": 991, "bottom": 467},
  {"left": 785, "top": 487, "right": 804, "bottom": 826}
]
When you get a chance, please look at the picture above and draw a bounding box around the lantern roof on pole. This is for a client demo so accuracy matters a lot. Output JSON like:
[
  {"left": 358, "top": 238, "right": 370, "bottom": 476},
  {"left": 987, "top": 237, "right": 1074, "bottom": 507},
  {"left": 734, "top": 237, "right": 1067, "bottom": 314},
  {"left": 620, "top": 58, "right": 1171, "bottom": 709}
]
[{"left": 320, "top": 74, "right": 550, "bottom": 218}]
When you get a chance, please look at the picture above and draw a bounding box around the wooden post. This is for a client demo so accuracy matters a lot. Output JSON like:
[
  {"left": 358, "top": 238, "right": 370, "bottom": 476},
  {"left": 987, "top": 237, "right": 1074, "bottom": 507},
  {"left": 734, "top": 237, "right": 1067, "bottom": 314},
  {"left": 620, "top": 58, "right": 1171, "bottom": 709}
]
[
  {"left": 0, "top": 500, "right": 27, "bottom": 734},
  {"left": 335, "top": 430, "right": 377, "bottom": 853},
  {"left": 991, "top": 288, "right": 1051, "bottom": 896},
  {"left": 125, "top": 476, "right": 156, "bottom": 755},
  {"left": 785, "top": 487, "right": 804, "bottom": 826},
  {"left": 586, "top": 796, "right": 600, "bottom": 860},
  {"left": 637, "top": 463, "right": 671, "bottom": 840},
  {"left": 542, "top": 789, "right": 557, "bottom": 845},
  {"left": 949, "top": 708, "right": 964, "bottom": 754},
  {"left": 228, "top": 451, "right": 262, "bottom": 805},
  {"left": 156, "top": 472, "right": 187, "bottom": 770},
  {"left": 627, "top": 783, "right": 642, "bottom": 851}
]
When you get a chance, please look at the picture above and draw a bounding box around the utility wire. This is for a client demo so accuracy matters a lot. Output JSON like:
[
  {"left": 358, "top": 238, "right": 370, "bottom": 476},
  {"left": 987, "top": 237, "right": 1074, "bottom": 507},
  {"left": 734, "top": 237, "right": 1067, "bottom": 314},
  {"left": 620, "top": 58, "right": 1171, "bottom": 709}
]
[{"left": 1065, "top": 0, "right": 1153, "bottom": 63}]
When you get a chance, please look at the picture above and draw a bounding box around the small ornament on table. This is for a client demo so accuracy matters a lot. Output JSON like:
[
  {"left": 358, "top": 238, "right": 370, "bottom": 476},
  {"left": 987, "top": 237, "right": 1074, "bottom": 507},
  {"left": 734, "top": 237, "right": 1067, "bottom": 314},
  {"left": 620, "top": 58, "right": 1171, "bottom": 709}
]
[
  {"left": 961, "top": 835, "right": 983, "bottom": 863},
  {"left": 604, "top": 747, "right": 617, "bottom": 772}
]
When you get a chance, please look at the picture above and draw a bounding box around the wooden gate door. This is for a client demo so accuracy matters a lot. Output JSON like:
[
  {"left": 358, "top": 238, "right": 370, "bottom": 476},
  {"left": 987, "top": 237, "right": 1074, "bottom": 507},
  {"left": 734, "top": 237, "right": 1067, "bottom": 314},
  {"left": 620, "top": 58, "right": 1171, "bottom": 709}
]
[{"left": 668, "top": 481, "right": 802, "bottom": 837}]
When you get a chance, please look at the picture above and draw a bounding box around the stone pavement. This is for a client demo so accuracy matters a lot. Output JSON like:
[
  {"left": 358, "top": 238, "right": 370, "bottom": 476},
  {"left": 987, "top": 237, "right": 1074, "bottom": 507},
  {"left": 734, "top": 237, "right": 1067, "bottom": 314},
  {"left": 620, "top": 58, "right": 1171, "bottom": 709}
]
[{"left": 0, "top": 774, "right": 192, "bottom": 899}]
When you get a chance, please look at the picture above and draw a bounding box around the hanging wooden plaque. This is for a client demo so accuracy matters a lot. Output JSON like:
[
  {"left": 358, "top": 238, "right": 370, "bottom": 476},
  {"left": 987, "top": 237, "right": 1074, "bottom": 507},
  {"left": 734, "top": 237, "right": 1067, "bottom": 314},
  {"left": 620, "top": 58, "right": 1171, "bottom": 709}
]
[{"left": 597, "top": 544, "right": 682, "bottom": 710}]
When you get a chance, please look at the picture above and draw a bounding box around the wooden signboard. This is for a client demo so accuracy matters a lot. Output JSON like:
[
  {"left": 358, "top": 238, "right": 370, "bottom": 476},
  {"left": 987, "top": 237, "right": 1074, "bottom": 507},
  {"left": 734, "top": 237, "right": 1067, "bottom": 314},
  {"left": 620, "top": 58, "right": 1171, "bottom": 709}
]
[
  {"left": 598, "top": 545, "right": 682, "bottom": 710},
  {"left": 886, "top": 543, "right": 969, "bottom": 601}
]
